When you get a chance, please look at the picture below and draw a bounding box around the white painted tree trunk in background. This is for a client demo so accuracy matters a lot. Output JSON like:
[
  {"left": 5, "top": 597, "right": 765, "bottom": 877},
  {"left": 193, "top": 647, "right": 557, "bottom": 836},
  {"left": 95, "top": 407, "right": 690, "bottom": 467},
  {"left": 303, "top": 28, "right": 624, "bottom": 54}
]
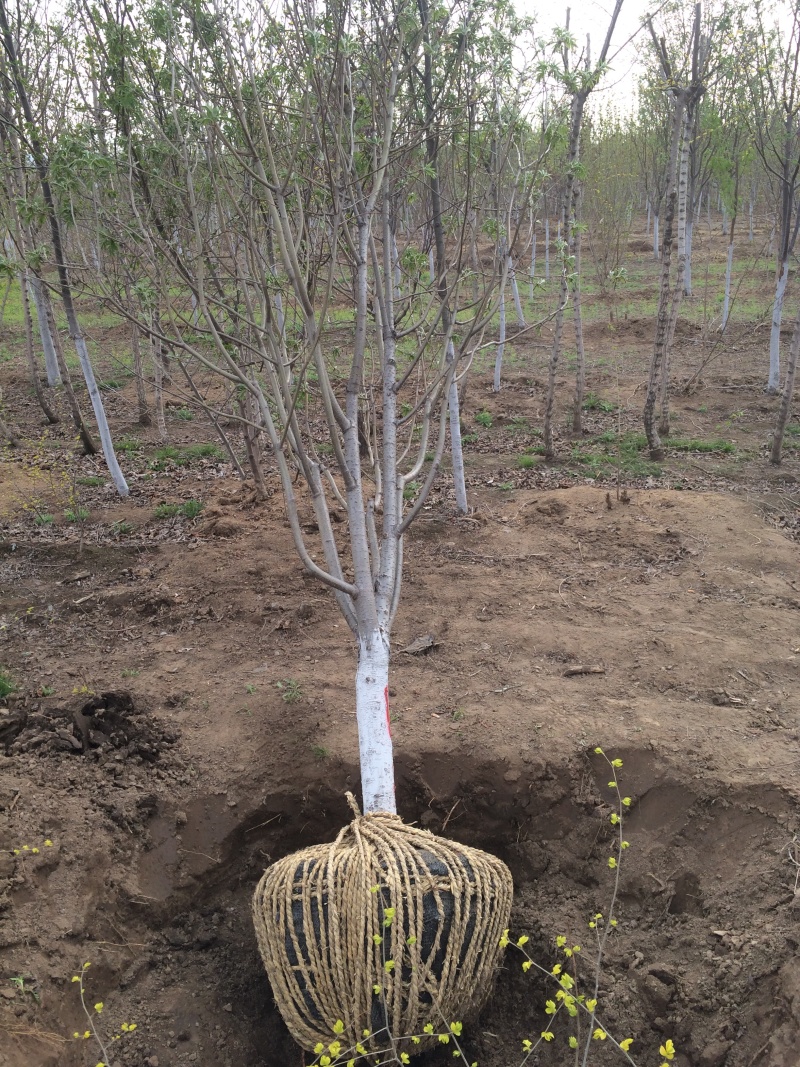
[
  {"left": 428, "top": 247, "right": 435, "bottom": 284},
  {"left": 28, "top": 275, "right": 61, "bottom": 385},
  {"left": 749, "top": 201, "right": 753, "bottom": 242},
  {"left": 509, "top": 256, "right": 526, "bottom": 327},
  {"left": 529, "top": 232, "right": 536, "bottom": 297},
  {"left": 73, "top": 332, "right": 129, "bottom": 496},
  {"left": 355, "top": 631, "right": 395, "bottom": 814},
  {"left": 544, "top": 218, "right": 550, "bottom": 279},
  {"left": 493, "top": 278, "right": 506, "bottom": 392},
  {"left": 769, "top": 260, "right": 789, "bottom": 392},
  {"left": 447, "top": 350, "right": 468, "bottom": 514},
  {"left": 653, "top": 214, "right": 659, "bottom": 258},
  {"left": 722, "top": 243, "right": 734, "bottom": 329},
  {"left": 646, "top": 200, "right": 651, "bottom": 235},
  {"left": 391, "top": 232, "right": 402, "bottom": 302},
  {"left": 684, "top": 222, "right": 693, "bottom": 296}
]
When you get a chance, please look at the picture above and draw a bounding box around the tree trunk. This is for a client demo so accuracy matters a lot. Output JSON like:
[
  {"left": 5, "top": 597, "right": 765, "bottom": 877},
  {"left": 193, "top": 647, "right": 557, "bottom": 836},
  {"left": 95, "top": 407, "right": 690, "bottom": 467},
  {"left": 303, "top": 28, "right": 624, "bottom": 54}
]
[
  {"left": 355, "top": 630, "right": 394, "bottom": 814},
  {"left": 572, "top": 189, "right": 586, "bottom": 434},
  {"left": 130, "top": 316, "right": 152, "bottom": 426},
  {"left": 238, "top": 389, "right": 269, "bottom": 499},
  {"left": 644, "top": 94, "right": 684, "bottom": 459},
  {"left": 509, "top": 256, "right": 526, "bottom": 328},
  {"left": 544, "top": 217, "right": 550, "bottom": 280},
  {"left": 447, "top": 345, "right": 468, "bottom": 515},
  {"left": 653, "top": 213, "right": 659, "bottom": 259},
  {"left": 769, "top": 260, "right": 789, "bottom": 393},
  {"left": 21, "top": 273, "right": 59, "bottom": 424},
  {"left": 44, "top": 282, "right": 97, "bottom": 453},
  {"left": 771, "top": 303, "right": 800, "bottom": 465},
  {"left": 529, "top": 230, "right": 536, "bottom": 298},
  {"left": 646, "top": 200, "right": 651, "bottom": 235},
  {"left": 722, "top": 242, "right": 734, "bottom": 329},
  {"left": 28, "top": 274, "right": 60, "bottom": 386},
  {"left": 659, "top": 109, "right": 691, "bottom": 438},
  {"left": 493, "top": 272, "right": 506, "bottom": 393},
  {"left": 684, "top": 221, "right": 693, "bottom": 297}
]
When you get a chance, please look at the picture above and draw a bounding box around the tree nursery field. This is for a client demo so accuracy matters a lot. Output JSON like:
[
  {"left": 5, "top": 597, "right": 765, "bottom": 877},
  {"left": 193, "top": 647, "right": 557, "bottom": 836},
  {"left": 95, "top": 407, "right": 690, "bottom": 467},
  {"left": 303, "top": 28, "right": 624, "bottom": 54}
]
[
  {"left": 1, "top": 220, "right": 800, "bottom": 1067},
  {"left": 3, "top": 0, "right": 800, "bottom": 1065}
]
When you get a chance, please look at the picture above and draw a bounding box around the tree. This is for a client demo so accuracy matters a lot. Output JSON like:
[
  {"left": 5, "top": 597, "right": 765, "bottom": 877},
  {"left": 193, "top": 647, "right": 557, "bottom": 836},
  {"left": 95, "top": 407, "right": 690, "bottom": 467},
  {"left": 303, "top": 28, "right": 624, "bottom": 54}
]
[
  {"left": 750, "top": 1, "right": 800, "bottom": 393},
  {"left": 542, "top": 0, "right": 624, "bottom": 458},
  {"left": 643, "top": 2, "right": 710, "bottom": 457},
  {"left": 0, "top": 0, "right": 128, "bottom": 493}
]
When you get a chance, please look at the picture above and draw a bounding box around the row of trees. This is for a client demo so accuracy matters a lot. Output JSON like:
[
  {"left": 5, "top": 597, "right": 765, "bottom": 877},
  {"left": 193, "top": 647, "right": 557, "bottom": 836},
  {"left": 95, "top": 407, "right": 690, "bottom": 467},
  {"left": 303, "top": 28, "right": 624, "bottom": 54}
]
[{"left": 1, "top": 0, "right": 799, "bottom": 499}]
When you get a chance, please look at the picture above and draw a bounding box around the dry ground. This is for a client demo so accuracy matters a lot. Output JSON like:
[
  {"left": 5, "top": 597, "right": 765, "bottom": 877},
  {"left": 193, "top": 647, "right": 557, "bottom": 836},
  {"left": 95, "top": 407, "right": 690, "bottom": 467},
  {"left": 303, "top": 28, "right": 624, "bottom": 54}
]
[{"left": 0, "top": 227, "right": 799, "bottom": 1067}]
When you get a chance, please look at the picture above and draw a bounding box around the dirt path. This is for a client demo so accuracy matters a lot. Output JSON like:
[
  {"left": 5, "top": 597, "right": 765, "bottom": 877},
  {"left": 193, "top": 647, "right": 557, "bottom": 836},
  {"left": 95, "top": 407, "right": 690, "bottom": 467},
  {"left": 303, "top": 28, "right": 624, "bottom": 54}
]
[{"left": 2, "top": 480, "right": 799, "bottom": 1067}]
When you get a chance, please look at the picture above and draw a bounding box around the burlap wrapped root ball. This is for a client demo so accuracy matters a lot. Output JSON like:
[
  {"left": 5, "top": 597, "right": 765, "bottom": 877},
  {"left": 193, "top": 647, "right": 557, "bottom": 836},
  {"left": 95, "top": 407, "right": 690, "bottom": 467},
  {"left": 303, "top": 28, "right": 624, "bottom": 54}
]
[{"left": 252, "top": 798, "right": 513, "bottom": 1058}]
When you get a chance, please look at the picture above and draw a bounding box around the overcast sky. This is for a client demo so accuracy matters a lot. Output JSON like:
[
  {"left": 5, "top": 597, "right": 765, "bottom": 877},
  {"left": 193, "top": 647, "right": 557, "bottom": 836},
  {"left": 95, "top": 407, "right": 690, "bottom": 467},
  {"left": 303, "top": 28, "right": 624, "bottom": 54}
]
[{"left": 517, "top": 0, "right": 657, "bottom": 112}]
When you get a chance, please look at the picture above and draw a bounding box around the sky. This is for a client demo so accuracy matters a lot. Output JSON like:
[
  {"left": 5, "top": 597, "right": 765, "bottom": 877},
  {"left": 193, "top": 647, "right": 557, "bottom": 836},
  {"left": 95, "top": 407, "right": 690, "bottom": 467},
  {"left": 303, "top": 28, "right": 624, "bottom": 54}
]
[{"left": 517, "top": 0, "right": 659, "bottom": 112}]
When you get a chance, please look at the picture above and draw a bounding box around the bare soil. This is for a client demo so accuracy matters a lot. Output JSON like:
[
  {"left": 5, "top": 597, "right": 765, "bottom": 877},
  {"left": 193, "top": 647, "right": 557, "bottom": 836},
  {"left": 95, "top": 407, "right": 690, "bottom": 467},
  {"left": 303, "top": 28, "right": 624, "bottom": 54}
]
[{"left": 1, "top": 230, "right": 799, "bottom": 1067}]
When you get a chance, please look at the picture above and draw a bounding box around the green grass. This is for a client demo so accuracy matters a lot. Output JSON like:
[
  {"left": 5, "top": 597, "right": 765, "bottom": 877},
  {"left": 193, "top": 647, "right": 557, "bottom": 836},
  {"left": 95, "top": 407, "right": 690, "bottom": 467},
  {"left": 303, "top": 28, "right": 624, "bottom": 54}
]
[
  {"left": 0, "top": 668, "right": 16, "bottom": 699},
  {"left": 172, "top": 407, "right": 194, "bottom": 421},
  {"left": 64, "top": 507, "right": 90, "bottom": 522},
  {"left": 517, "top": 454, "right": 537, "bottom": 469},
  {"left": 582, "top": 391, "right": 616, "bottom": 412},
  {"left": 150, "top": 443, "right": 223, "bottom": 470},
  {"left": 666, "top": 437, "right": 735, "bottom": 454},
  {"left": 475, "top": 410, "right": 493, "bottom": 428},
  {"left": 117, "top": 438, "right": 143, "bottom": 453},
  {"left": 154, "top": 499, "right": 204, "bottom": 520},
  {"left": 77, "top": 476, "right": 105, "bottom": 487}
]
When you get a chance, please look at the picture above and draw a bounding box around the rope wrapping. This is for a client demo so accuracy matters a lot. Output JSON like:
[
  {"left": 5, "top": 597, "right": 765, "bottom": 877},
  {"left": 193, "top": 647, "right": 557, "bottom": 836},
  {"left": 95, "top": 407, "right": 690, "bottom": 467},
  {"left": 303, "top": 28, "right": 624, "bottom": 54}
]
[{"left": 252, "top": 797, "right": 513, "bottom": 1057}]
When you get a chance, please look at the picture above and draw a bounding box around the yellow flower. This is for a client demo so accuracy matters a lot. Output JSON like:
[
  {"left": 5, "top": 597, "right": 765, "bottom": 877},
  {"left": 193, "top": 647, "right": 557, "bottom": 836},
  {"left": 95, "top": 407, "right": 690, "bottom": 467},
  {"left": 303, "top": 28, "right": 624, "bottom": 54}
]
[
  {"left": 313, "top": 1042, "right": 324, "bottom": 1054},
  {"left": 622, "top": 796, "right": 632, "bottom": 807},
  {"left": 449, "top": 1022, "right": 462, "bottom": 1036},
  {"left": 83, "top": 1031, "right": 91, "bottom": 1039},
  {"left": 73, "top": 1032, "right": 81, "bottom": 1039},
  {"left": 94, "top": 1002, "right": 104, "bottom": 1013},
  {"left": 612, "top": 758, "right": 623, "bottom": 768},
  {"left": 555, "top": 935, "right": 567, "bottom": 947},
  {"left": 593, "top": 1027, "right": 607, "bottom": 1040},
  {"left": 551, "top": 964, "right": 562, "bottom": 975},
  {"left": 522, "top": 1039, "right": 532, "bottom": 1051},
  {"left": 620, "top": 1037, "right": 633, "bottom": 1051},
  {"left": 516, "top": 935, "right": 529, "bottom": 947},
  {"left": 401, "top": 1055, "right": 410, "bottom": 1064},
  {"left": 541, "top": 1030, "right": 554, "bottom": 1041},
  {"left": 438, "top": 1032, "right": 451, "bottom": 1044},
  {"left": 332, "top": 1020, "right": 344, "bottom": 1034},
  {"left": 44, "top": 840, "right": 53, "bottom": 847},
  {"left": 545, "top": 1000, "right": 556, "bottom": 1015},
  {"left": 71, "top": 976, "right": 80, "bottom": 983},
  {"left": 608, "top": 857, "right": 617, "bottom": 869},
  {"left": 594, "top": 746, "right": 603, "bottom": 754},
  {"left": 569, "top": 1036, "right": 578, "bottom": 1049},
  {"left": 32, "top": 848, "right": 40, "bottom": 854},
  {"left": 384, "top": 960, "right": 395, "bottom": 973},
  {"left": 372, "top": 934, "right": 383, "bottom": 945},
  {"left": 372, "top": 984, "right": 381, "bottom": 994},
  {"left": 423, "top": 1023, "right": 434, "bottom": 1034},
  {"left": 586, "top": 999, "right": 597, "bottom": 1012},
  {"left": 522, "top": 960, "right": 532, "bottom": 972},
  {"left": 659, "top": 1039, "right": 676, "bottom": 1061}
]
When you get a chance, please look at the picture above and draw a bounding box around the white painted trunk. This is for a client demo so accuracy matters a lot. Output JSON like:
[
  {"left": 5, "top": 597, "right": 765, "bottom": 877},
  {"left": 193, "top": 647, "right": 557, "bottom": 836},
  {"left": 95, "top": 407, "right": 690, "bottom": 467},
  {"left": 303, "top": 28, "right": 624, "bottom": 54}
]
[
  {"left": 28, "top": 275, "right": 61, "bottom": 386},
  {"left": 493, "top": 280, "right": 506, "bottom": 393},
  {"left": 428, "top": 247, "right": 435, "bottom": 284},
  {"left": 544, "top": 219, "right": 550, "bottom": 280},
  {"left": 509, "top": 256, "right": 526, "bottom": 328},
  {"left": 391, "top": 232, "right": 402, "bottom": 302},
  {"left": 722, "top": 208, "right": 728, "bottom": 237},
  {"left": 769, "top": 260, "right": 789, "bottom": 393},
  {"left": 355, "top": 631, "right": 395, "bottom": 814},
  {"left": 653, "top": 215, "right": 659, "bottom": 259},
  {"left": 722, "top": 243, "right": 734, "bottom": 329},
  {"left": 646, "top": 200, "right": 651, "bottom": 235},
  {"left": 748, "top": 201, "right": 753, "bottom": 243},
  {"left": 73, "top": 334, "right": 129, "bottom": 496},
  {"left": 529, "top": 232, "right": 536, "bottom": 298},
  {"left": 684, "top": 222, "right": 693, "bottom": 297},
  {"left": 447, "top": 341, "right": 468, "bottom": 515}
]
